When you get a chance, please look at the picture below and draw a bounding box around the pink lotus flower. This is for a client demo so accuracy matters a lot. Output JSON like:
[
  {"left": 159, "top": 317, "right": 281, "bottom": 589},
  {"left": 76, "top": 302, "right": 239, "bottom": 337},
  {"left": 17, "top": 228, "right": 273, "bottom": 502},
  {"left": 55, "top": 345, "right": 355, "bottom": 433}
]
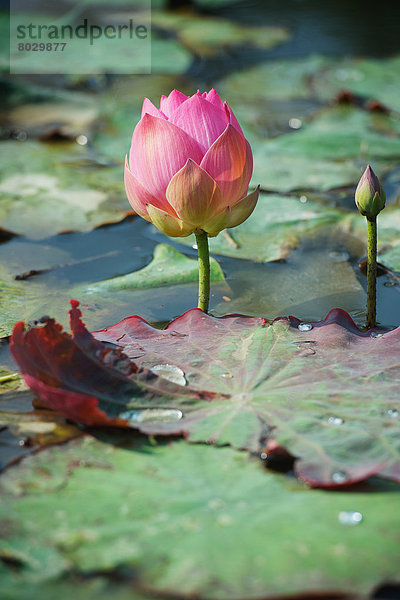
[{"left": 125, "top": 89, "right": 259, "bottom": 237}]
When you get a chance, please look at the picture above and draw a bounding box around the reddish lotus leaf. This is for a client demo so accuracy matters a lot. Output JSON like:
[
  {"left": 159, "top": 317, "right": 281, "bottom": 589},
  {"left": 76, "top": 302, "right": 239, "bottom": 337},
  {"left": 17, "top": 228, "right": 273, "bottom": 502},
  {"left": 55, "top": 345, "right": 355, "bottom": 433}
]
[
  {"left": 94, "top": 307, "right": 400, "bottom": 487},
  {"left": 10, "top": 301, "right": 206, "bottom": 429},
  {"left": 10, "top": 303, "right": 400, "bottom": 488}
]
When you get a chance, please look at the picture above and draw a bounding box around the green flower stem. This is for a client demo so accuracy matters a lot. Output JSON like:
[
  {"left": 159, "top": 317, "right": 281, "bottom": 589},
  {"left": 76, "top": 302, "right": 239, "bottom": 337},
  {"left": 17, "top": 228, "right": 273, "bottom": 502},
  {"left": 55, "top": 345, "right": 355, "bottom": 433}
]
[
  {"left": 366, "top": 217, "right": 377, "bottom": 329},
  {"left": 195, "top": 230, "right": 210, "bottom": 313}
]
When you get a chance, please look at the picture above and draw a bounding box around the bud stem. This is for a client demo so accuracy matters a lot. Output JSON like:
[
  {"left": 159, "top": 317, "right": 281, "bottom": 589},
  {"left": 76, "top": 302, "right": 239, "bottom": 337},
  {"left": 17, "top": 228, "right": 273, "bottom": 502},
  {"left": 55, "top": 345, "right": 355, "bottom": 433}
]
[
  {"left": 366, "top": 217, "right": 377, "bottom": 328},
  {"left": 195, "top": 230, "right": 210, "bottom": 313}
]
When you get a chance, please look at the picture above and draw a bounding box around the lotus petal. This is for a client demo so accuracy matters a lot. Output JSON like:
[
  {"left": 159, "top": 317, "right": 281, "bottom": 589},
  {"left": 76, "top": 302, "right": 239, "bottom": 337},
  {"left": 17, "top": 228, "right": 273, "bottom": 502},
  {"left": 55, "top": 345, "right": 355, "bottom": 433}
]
[
  {"left": 141, "top": 98, "right": 167, "bottom": 119},
  {"left": 169, "top": 94, "right": 229, "bottom": 153},
  {"left": 224, "top": 102, "right": 244, "bottom": 136},
  {"left": 160, "top": 89, "right": 188, "bottom": 118},
  {"left": 147, "top": 204, "right": 195, "bottom": 237},
  {"left": 204, "top": 89, "right": 225, "bottom": 111},
  {"left": 200, "top": 124, "right": 252, "bottom": 205},
  {"left": 129, "top": 114, "right": 204, "bottom": 199},
  {"left": 124, "top": 158, "right": 177, "bottom": 219},
  {"left": 166, "top": 159, "right": 223, "bottom": 227},
  {"left": 226, "top": 186, "right": 260, "bottom": 228},
  {"left": 202, "top": 187, "right": 258, "bottom": 236}
]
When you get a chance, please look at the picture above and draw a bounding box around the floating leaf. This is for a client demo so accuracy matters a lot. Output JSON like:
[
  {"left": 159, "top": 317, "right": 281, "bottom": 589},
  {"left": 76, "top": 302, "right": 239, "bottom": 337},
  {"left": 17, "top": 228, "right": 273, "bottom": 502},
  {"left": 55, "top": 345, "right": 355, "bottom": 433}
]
[
  {"left": 219, "top": 55, "right": 329, "bottom": 102},
  {"left": 257, "top": 106, "right": 400, "bottom": 160},
  {"left": 252, "top": 106, "right": 400, "bottom": 192},
  {"left": 82, "top": 243, "right": 225, "bottom": 292},
  {"left": 150, "top": 36, "right": 193, "bottom": 74},
  {"left": 93, "top": 307, "right": 400, "bottom": 487},
  {"left": 0, "top": 437, "right": 399, "bottom": 598},
  {"left": 10, "top": 302, "right": 400, "bottom": 487},
  {"left": 311, "top": 55, "right": 400, "bottom": 112},
  {"left": 2, "top": 101, "right": 100, "bottom": 140},
  {"left": 152, "top": 10, "right": 289, "bottom": 57},
  {"left": 0, "top": 141, "right": 129, "bottom": 239}
]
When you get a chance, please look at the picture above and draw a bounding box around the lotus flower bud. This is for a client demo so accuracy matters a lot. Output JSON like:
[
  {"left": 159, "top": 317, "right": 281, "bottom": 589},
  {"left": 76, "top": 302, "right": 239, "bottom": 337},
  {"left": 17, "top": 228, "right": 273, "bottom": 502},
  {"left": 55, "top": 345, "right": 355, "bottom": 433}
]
[
  {"left": 125, "top": 89, "right": 259, "bottom": 237},
  {"left": 355, "top": 165, "right": 385, "bottom": 220}
]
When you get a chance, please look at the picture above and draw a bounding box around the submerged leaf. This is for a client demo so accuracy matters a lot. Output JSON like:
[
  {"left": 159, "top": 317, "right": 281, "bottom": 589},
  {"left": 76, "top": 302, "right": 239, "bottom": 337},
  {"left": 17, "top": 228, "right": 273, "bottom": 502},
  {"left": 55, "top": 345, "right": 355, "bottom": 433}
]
[{"left": 10, "top": 302, "right": 400, "bottom": 487}]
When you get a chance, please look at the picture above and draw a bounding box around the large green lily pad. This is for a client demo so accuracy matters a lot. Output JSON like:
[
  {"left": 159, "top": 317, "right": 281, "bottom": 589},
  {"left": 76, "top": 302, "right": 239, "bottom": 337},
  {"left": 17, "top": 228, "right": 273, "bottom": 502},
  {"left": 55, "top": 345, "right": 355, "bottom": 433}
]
[{"left": 0, "top": 437, "right": 399, "bottom": 599}]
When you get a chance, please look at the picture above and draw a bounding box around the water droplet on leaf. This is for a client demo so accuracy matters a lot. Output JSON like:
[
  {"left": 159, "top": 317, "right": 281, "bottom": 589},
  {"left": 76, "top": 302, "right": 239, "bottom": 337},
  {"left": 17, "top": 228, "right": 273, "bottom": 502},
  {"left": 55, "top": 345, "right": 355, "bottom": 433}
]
[
  {"left": 120, "top": 408, "right": 183, "bottom": 424},
  {"left": 150, "top": 364, "right": 187, "bottom": 386},
  {"left": 217, "top": 514, "right": 232, "bottom": 526},
  {"left": 329, "top": 251, "right": 350, "bottom": 262},
  {"left": 332, "top": 470, "right": 348, "bottom": 484},
  {"left": 387, "top": 408, "right": 398, "bottom": 418},
  {"left": 328, "top": 416, "right": 344, "bottom": 425},
  {"left": 370, "top": 332, "right": 383, "bottom": 338},
  {"left": 338, "top": 511, "right": 363, "bottom": 525},
  {"left": 76, "top": 134, "right": 88, "bottom": 145},
  {"left": 208, "top": 498, "right": 224, "bottom": 509},
  {"left": 298, "top": 323, "right": 313, "bottom": 331},
  {"left": 289, "top": 117, "right": 302, "bottom": 129}
]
